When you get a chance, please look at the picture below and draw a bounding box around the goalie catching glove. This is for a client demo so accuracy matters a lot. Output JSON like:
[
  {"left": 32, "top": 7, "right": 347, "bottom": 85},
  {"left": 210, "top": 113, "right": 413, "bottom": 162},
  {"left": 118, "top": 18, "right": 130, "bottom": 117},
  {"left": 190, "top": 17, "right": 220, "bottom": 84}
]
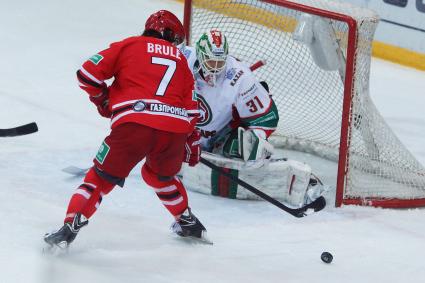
[
  {"left": 238, "top": 127, "right": 274, "bottom": 168},
  {"left": 89, "top": 84, "right": 112, "bottom": 118},
  {"left": 184, "top": 129, "right": 201, "bottom": 166}
]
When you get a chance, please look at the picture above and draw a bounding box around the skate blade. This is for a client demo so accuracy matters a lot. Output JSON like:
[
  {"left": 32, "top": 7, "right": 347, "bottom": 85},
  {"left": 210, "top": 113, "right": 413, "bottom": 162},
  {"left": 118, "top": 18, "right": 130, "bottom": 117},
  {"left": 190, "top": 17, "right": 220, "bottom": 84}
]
[
  {"left": 42, "top": 241, "right": 69, "bottom": 255},
  {"left": 62, "top": 166, "right": 89, "bottom": 177},
  {"left": 192, "top": 231, "right": 213, "bottom": 245},
  {"left": 174, "top": 231, "right": 213, "bottom": 245}
]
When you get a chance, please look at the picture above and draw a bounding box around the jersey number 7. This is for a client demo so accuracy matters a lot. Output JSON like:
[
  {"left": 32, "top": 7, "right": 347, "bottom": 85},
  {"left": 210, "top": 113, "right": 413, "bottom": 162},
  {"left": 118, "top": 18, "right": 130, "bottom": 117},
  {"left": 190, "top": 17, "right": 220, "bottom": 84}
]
[{"left": 151, "top": 57, "right": 176, "bottom": 96}]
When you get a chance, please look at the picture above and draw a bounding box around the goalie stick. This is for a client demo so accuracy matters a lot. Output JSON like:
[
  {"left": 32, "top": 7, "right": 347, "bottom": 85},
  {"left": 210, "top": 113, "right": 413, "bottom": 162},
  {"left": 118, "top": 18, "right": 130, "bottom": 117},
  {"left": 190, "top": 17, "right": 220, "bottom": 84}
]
[
  {"left": 61, "top": 156, "right": 291, "bottom": 177},
  {"left": 200, "top": 157, "right": 326, "bottom": 218},
  {"left": 0, "top": 122, "right": 38, "bottom": 137},
  {"left": 63, "top": 158, "right": 326, "bottom": 218}
]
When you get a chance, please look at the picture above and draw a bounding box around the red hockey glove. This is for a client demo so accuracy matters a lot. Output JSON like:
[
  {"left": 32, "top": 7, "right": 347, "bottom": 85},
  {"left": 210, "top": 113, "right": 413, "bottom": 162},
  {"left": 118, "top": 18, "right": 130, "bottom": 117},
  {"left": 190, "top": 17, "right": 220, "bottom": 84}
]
[
  {"left": 184, "top": 129, "right": 201, "bottom": 167},
  {"left": 89, "top": 85, "right": 112, "bottom": 118}
]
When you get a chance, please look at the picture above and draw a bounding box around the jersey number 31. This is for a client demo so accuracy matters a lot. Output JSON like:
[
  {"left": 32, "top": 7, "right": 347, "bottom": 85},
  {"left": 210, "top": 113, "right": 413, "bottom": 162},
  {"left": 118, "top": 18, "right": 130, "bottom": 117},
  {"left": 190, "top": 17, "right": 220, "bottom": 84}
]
[{"left": 246, "top": 96, "right": 264, "bottom": 112}]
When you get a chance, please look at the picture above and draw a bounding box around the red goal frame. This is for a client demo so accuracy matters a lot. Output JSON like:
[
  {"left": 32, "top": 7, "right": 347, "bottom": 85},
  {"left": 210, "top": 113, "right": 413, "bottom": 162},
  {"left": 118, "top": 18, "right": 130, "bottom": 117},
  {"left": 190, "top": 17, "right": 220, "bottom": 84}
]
[{"left": 183, "top": 0, "right": 425, "bottom": 208}]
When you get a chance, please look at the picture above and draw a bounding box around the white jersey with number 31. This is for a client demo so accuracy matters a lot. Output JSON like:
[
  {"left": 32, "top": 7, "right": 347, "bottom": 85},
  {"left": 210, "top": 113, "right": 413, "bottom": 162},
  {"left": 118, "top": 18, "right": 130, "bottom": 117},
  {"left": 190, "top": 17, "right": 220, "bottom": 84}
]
[{"left": 182, "top": 46, "right": 273, "bottom": 145}]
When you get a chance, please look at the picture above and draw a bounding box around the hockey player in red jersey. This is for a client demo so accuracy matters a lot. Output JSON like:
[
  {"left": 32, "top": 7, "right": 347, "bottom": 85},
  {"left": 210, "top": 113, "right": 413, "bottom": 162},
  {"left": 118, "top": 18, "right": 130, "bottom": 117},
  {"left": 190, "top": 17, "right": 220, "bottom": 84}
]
[{"left": 44, "top": 10, "right": 207, "bottom": 249}]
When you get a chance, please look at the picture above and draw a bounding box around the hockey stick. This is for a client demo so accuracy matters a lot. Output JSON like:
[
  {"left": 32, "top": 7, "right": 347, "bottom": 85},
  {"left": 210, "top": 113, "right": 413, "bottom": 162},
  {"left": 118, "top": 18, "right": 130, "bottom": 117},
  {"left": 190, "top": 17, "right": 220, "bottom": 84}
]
[
  {"left": 61, "top": 156, "right": 291, "bottom": 177},
  {"left": 64, "top": 158, "right": 326, "bottom": 217},
  {"left": 0, "top": 122, "right": 38, "bottom": 137},
  {"left": 200, "top": 157, "right": 326, "bottom": 218}
]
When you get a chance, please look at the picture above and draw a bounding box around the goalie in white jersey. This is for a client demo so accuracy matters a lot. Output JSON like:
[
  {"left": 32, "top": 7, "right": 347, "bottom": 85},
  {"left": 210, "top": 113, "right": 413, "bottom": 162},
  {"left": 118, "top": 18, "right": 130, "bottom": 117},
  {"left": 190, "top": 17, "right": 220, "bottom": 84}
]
[
  {"left": 180, "top": 29, "right": 325, "bottom": 207},
  {"left": 182, "top": 29, "right": 278, "bottom": 165}
]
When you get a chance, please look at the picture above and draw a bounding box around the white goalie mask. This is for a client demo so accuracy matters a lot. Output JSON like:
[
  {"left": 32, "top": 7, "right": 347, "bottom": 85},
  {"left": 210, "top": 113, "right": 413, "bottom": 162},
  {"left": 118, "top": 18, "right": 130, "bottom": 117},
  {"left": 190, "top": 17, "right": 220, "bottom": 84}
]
[{"left": 196, "top": 29, "right": 229, "bottom": 86}]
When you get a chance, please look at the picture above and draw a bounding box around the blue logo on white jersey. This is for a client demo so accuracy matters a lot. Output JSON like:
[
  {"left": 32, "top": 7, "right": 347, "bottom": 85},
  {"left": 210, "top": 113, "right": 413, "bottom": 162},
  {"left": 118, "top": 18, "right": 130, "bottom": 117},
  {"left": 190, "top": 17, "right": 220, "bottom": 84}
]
[
  {"left": 225, "top": 68, "right": 236, "bottom": 80},
  {"left": 182, "top": 48, "right": 192, "bottom": 59}
]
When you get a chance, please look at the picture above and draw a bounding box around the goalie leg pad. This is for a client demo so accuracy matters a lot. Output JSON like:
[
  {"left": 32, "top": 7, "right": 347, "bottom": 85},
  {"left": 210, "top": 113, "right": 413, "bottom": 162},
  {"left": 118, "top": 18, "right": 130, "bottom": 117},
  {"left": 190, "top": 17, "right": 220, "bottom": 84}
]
[
  {"left": 183, "top": 152, "right": 325, "bottom": 207},
  {"left": 211, "top": 167, "right": 239, "bottom": 198}
]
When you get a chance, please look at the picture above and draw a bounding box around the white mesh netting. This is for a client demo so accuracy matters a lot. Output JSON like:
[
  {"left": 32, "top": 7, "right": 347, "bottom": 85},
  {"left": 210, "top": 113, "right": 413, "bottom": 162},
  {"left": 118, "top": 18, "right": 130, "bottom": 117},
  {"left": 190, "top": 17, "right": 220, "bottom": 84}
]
[{"left": 187, "top": 0, "right": 425, "bottom": 206}]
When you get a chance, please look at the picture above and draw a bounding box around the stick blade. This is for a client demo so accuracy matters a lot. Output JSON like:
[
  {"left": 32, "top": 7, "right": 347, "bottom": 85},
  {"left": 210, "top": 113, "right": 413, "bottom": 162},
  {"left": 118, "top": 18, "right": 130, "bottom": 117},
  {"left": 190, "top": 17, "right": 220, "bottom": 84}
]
[
  {"left": 312, "top": 196, "right": 327, "bottom": 212},
  {"left": 0, "top": 122, "right": 38, "bottom": 137},
  {"left": 173, "top": 231, "right": 214, "bottom": 245},
  {"left": 21, "top": 122, "right": 38, "bottom": 134},
  {"left": 295, "top": 196, "right": 327, "bottom": 218}
]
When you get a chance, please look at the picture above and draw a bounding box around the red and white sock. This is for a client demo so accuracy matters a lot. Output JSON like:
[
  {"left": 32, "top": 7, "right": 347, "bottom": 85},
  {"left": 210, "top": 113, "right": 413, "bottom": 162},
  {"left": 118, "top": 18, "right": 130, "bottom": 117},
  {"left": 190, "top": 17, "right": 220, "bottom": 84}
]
[
  {"left": 64, "top": 167, "right": 115, "bottom": 223},
  {"left": 141, "top": 164, "right": 188, "bottom": 219}
]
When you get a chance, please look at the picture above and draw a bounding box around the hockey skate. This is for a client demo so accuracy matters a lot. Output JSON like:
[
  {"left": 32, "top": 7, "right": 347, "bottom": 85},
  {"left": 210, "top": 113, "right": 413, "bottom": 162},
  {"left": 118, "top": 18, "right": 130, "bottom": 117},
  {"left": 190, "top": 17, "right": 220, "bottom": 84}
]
[
  {"left": 44, "top": 213, "right": 88, "bottom": 252},
  {"left": 171, "top": 208, "right": 212, "bottom": 245}
]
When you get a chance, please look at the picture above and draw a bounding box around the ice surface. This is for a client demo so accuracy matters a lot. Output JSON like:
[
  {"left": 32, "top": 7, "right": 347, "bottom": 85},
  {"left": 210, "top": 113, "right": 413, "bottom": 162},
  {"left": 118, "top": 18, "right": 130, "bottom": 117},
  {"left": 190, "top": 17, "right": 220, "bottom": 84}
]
[{"left": 0, "top": 0, "right": 424, "bottom": 282}]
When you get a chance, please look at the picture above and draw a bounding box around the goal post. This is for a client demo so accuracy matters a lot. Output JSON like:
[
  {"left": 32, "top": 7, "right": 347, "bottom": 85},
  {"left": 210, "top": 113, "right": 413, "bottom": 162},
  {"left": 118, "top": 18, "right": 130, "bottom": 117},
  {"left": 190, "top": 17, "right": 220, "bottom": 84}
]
[{"left": 183, "top": 0, "right": 425, "bottom": 208}]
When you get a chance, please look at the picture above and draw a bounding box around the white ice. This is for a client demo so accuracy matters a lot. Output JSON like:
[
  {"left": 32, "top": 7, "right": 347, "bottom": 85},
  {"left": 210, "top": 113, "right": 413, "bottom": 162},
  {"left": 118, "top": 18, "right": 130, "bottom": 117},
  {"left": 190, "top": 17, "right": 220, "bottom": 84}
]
[{"left": 0, "top": 0, "right": 424, "bottom": 283}]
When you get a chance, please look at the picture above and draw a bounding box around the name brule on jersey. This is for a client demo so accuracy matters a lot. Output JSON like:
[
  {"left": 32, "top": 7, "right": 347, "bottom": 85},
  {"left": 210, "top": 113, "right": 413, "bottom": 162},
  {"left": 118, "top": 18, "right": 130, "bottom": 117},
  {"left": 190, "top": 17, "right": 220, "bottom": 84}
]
[{"left": 147, "top": 42, "right": 181, "bottom": 60}]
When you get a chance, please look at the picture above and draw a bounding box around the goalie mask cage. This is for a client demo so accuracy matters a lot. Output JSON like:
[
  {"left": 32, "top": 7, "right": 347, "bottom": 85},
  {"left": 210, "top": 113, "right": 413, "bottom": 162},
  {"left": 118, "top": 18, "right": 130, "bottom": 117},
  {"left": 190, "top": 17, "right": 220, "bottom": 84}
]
[{"left": 184, "top": 0, "right": 425, "bottom": 208}]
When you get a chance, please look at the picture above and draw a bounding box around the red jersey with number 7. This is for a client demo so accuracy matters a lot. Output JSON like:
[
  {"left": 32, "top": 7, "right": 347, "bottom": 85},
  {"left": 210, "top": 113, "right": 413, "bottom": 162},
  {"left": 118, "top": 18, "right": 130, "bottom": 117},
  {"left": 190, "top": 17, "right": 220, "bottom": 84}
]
[{"left": 77, "top": 36, "right": 198, "bottom": 134}]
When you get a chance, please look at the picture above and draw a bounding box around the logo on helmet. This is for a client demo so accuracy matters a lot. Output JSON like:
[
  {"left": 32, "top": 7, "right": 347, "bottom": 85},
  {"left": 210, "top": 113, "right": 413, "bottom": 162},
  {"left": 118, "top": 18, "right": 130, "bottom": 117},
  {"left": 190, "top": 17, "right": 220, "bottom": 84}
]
[{"left": 210, "top": 30, "right": 222, "bottom": 47}]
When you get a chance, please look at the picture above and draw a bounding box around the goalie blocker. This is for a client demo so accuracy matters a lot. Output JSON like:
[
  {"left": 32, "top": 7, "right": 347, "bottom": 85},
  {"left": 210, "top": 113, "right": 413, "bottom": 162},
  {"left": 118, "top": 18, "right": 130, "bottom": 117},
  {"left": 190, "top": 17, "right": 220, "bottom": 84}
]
[{"left": 181, "top": 152, "right": 325, "bottom": 208}]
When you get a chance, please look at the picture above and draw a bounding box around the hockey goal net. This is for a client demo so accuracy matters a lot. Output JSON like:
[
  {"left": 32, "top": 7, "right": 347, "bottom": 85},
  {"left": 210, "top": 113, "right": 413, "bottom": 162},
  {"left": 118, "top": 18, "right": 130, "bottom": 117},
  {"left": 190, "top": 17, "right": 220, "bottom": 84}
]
[{"left": 183, "top": 0, "right": 425, "bottom": 208}]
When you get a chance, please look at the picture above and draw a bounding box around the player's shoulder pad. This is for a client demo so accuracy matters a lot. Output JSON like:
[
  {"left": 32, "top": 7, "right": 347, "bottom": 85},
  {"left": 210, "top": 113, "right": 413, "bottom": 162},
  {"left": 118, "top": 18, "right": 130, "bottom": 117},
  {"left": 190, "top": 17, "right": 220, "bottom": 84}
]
[
  {"left": 181, "top": 46, "right": 197, "bottom": 73},
  {"left": 104, "top": 36, "right": 140, "bottom": 54},
  {"left": 225, "top": 56, "right": 256, "bottom": 87},
  {"left": 86, "top": 37, "right": 131, "bottom": 66},
  {"left": 117, "top": 35, "right": 142, "bottom": 46},
  {"left": 181, "top": 45, "right": 196, "bottom": 60}
]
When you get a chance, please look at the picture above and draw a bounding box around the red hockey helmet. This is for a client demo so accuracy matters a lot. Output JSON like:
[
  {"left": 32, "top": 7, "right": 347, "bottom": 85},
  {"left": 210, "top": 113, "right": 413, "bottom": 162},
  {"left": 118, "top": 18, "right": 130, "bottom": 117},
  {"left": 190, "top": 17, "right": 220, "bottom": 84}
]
[{"left": 145, "top": 10, "right": 185, "bottom": 45}]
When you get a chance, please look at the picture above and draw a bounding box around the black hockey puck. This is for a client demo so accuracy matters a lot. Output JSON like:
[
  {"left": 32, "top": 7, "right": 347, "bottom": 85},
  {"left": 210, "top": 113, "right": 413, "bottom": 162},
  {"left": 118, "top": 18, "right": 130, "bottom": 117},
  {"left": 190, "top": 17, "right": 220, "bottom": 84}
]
[{"left": 321, "top": 252, "right": 333, "bottom": 263}]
